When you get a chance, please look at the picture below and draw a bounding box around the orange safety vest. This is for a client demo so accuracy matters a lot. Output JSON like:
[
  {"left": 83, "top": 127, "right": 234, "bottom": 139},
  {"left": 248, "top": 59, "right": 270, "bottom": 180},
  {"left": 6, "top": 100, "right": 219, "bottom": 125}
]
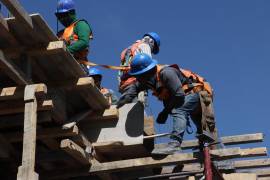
[
  {"left": 59, "top": 20, "right": 93, "bottom": 61},
  {"left": 119, "top": 40, "right": 145, "bottom": 91},
  {"left": 152, "top": 65, "right": 213, "bottom": 101}
]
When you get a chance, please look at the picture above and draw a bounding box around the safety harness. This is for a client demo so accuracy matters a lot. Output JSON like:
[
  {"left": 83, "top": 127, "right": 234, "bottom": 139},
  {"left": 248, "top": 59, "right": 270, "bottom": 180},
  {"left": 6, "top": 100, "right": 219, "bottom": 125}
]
[
  {"left": 118, "top": 40, "right": 146, "bottom": 91},
  {"left": 152, "top": 64, "right": 213, "bottom": 101}
]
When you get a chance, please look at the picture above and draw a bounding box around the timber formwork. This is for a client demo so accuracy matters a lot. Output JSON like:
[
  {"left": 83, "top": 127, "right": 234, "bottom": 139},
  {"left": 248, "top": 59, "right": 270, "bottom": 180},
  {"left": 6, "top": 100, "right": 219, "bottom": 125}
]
[{"left": 0, "top": 1, "right": 270, "bottom": 180}]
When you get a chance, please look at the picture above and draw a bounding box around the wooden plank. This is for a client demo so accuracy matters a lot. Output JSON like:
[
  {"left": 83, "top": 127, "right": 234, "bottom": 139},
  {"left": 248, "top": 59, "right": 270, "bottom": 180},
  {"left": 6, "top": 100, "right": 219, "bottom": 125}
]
[
  {"left": 0, "top": 50, "right": 30, "bottom": 85},
  {"left": 76, "top": 77, "right": 110, "bottom": 110},
  {"left": 161, "top": 158, "right": 270, "bottom": 175},
  {"left": 0, "top": 12, "right": 9, "bottom": 31},
  {"left": 0, "top": 84, "right": 46, "bottom": 101},
  {"left": 155, "top": 133, "right": 264, "bottom": 150},
  {"left": 5, "top": 125, "right": 79, "bottom": 142},
  {"left": 235, "top": 158, "right": 270, "bottom": 169},
  {"left": 93, "top": 141, "right": 124, "bottom": 154},
  {"left": 0, "top": 12, "right": 18, "bottom": 47},
  {"left": 86, "top": 107, "right": 119, "bottom": 121},
  {"left": 223, "top": 173, "right": 257, "bottom": 180},
  {"left": 90, "top": 147, "right": 267, "bottom": 174},
  {"left": 239, "top": 169, "right": 270, "bottom": 177},
  {"left": 0, "top": 99, "right": 53, "bottom": 115},
  {"left": 40, "top": 166, "right": 90, "bottom": 180},
  {"left": 0, "top": 0, "right": 33, "bottom": 29},
  {"left": 61, "top": 139, "right": 91, "bottom": 165},
  {"left": 0, "top": 112, "right": 51, "bottom": 129}
]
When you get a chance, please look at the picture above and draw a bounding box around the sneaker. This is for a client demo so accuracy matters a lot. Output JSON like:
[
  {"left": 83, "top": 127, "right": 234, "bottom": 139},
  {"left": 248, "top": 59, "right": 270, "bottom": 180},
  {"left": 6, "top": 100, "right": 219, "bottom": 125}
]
[{"left": 151, "top": 141, "right": 182, "bottom": 155}]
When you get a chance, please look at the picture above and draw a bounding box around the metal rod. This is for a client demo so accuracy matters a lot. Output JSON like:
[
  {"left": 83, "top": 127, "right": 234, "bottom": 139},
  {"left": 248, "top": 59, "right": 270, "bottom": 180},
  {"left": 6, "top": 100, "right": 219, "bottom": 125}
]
[
  {"left": 204, "top": 143, "right": 213, "bottom": 180},
  {"left": 144, "top": 133, "right": 171, "bottom": 139}
]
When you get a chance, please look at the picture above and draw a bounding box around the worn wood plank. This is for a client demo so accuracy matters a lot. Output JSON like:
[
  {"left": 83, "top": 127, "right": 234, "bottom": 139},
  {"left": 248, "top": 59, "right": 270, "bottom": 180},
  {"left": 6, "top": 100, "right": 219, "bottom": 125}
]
[
  {"left": 0, "top": 50, "right": 30, "bottom": 85},
  {"left": 239, "top": 169, "right": 270, "bottom": 177},
  {"left": 155, "top": 133, "right": 264, "bottom": 150},
  {"left": 5, "top": 125, "right": 79, "bottom": 142},
  {"left": 90, "top": 147, "right": 267, "bottom": 174},
  {"left": 0, "top": 12, "right": 18, "bottom": 47},
  {"left": 0, "top": 12, "right": 9, "bottom": 31},
  {"left": 235, "top": 159, "right": 270, "bottom": 169},
  {"left": 61, "top": 139, "right": 91, "bottom": 165},
  {"left": 223, "top": 173, "right": 257, "bottom": 180},
  {"left": 0, "top": 0, "right": 33, "bottom": 29},
  {"left": 0, "top": 84, "right": 46, "bottom": 101},
  {"left": 0, "top": 99, "right": 53, "bottom": 115},
  {"left": 0, "top": 112, "right": 51, "bottom": 129},
  {"left": 76, "top": 77, "right": 110, "bottom": 110},
  {"left": 86, "top": 107, "right": 119, "bottom": 121}
]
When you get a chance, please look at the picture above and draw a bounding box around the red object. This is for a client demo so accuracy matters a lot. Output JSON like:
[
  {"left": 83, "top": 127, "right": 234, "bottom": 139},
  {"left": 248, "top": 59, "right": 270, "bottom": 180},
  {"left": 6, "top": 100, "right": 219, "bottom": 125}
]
[{"left": 204, "top": 144, "right": 213, "bottom": 180}]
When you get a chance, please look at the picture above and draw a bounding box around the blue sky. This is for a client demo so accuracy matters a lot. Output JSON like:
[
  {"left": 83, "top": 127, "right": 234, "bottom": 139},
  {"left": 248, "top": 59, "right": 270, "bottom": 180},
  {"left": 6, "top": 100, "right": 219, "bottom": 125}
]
[{"left": 13, "top": 1, "right": 270, "bottom": 149}]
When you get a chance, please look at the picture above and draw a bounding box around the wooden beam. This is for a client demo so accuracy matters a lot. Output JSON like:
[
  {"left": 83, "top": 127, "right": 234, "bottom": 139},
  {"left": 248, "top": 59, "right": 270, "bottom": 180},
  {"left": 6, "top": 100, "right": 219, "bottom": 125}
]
[
  {"left": 235, "top": 158, "right": 270, "bottom": 169},
  {"left": 4, "top": 125, "right": 79, "bottom": 142},
  {"left": 0, "top": 84, "right": 46, "bottom": 101},
  {"left": 0, "top": 12, "right": 18, "bottom": 47},
  {"left": 90, "top": 147, "right": 267, "bottom": 174},
  {"left": 159, "top": 158, "right": 270, "bottom": 178},
  {"left": 61, "top": 139, "right": 91, "bottom": 165},
  {"left": 0, "top": 12, "right": 9, "bottom": 31},
  {"left": 0, "top": 0, "right": 33, "bottom": 29},
  {"left": 0, "top": 99, "right": 53, "bottom": 115},
  {"left": 239, "top": 169, "right": 270, "bottom": 177},
  {"left": 0, "top": 50, "right": 30, "bottom": 85},
  {"left": 17, "top": 84, "right": 46, "bottom": 180},
  {"left": 86, "top": 107, "right": 119, "bottom": 121},
  {"left": 155, "top": 133, "right": 264, "bottom": 150},
  {"left": 0, "top": 112, "right": 51, "bottom": 129}
]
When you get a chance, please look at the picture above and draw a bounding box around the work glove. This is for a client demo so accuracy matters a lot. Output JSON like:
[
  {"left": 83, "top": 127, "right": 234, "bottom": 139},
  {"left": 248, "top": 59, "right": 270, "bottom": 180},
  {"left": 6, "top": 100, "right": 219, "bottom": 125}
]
[
  {"left": 116, "top": 95, "right": 133, "bottom": 109},
  {"left": 156, "top": 110, "right": 169, "bottom": 124}
]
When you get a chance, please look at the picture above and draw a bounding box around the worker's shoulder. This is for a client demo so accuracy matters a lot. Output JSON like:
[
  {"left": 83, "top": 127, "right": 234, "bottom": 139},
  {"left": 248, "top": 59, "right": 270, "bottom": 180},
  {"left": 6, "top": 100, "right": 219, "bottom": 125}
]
[
  {"left": 160, "top": 66, "right": 180, "bottom": 78},
  {"left": 74, "top": 19, "right": 92, "bottom": 30}
]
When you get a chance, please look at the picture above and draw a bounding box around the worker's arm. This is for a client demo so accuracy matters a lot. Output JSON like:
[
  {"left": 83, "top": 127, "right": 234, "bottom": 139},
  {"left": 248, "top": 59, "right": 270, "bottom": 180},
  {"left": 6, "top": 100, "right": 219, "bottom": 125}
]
[
  {"left": 160, "top": 67, "right": 186, "bottom": 114},
  {"left": 116, "top": 82, "right": 146, "bottom": 108},
  {"left": 68, "top": 21, "right": 92, "bottom": 54}
]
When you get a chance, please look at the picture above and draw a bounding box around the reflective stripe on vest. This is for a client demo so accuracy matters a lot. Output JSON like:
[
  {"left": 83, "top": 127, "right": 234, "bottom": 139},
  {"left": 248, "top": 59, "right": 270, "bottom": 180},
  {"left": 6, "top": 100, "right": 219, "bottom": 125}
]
[{"left": 153, "top": 65, "right": 213, "bottom": 101}]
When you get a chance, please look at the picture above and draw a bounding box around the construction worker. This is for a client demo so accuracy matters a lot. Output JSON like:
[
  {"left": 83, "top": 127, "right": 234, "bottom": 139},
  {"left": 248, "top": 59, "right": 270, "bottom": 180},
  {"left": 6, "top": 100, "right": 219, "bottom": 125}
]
[
  {"left": 88, "top": 67, "right": 118, "bottom": 105},
  {"left": 119, "top": 32, "right": 161, "bottom": 94},
  {"left": 116, "top": 54, "right": 213, "bottom": 154},
  {"left": 55, "top": 0, "right": 93, "bottom": 73}
]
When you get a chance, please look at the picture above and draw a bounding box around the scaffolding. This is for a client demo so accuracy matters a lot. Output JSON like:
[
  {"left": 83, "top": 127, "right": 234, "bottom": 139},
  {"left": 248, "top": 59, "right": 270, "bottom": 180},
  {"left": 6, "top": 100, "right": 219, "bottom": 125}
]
[{"left": 0, "top": 1, "right": 269, "bottom": 180}]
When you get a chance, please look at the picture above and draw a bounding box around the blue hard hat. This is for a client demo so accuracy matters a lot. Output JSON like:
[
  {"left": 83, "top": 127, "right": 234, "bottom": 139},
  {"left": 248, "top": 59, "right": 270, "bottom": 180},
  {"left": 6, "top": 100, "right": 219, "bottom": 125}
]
[
  {"left": 144, "top": 32, "right": 161, "bottom": 54},
  {"left": 56, "top": 0, "right": 75, "bottom": 14},
  {"left": 88, "top": 67, "right": 102, "bottom": 77},
  {"left": 129, "top": 53, "right": 158, "bottom": 76}
]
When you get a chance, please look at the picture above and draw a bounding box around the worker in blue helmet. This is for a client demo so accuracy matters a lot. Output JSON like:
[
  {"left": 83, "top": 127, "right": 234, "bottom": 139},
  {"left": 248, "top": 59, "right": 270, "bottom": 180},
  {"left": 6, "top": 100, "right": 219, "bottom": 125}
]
[
  {"left": 116, "top": 54, "right": 214, "bottom": 154},
  {"left": 119, "top": 32, "right": 161, "bottom": 93},
  {"left": 88, "top": 67, "right": 118, "bottom": 105},
  {"left": 55, "top": 0, "right": 93, "bottom": 74}
]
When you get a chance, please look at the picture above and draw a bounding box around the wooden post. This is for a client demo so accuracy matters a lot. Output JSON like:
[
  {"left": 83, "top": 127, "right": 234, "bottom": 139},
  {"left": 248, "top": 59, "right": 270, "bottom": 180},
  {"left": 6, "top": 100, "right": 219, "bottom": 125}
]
[{"left": 17, "top": 84, "right": 47, "bottom": 180}]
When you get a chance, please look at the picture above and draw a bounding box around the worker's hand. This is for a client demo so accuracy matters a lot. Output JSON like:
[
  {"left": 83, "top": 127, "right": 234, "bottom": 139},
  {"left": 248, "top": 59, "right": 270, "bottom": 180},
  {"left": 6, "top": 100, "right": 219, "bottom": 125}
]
[
  {"left": 156, "top": 111, "right": 169, "bottom": 124},
  {"left": 116, "top": 95, "right": 133, "bottom": 109}
]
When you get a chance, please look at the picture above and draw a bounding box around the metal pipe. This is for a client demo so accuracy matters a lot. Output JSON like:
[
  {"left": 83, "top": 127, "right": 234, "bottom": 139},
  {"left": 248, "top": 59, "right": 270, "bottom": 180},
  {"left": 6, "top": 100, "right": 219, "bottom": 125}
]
[
  {"left": 204, "top": 143, "right": 213, "bottom": 180},
  {"left": 144, "top": 133, "right": 171, "bottom": 139}
]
